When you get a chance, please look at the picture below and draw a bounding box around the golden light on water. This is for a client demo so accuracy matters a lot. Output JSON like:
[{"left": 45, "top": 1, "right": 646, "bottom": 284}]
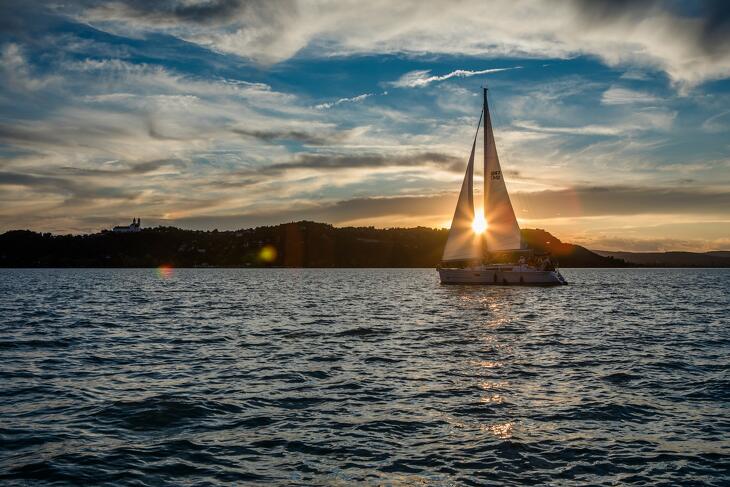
[
  {"left": 472, "top": 213, "right": 487, "bottom": 234},
  {"left": 259, "top": 245, "right": 277, "bottom": 263}
]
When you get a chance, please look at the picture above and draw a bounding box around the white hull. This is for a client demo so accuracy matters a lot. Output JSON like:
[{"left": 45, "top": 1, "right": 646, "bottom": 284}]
[{"left": 438, "top": 264, "right": 567, "bottom": 286}]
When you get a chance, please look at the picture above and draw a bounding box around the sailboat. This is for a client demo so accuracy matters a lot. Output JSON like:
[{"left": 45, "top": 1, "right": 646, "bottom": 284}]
[{"left": 438, "top": 88, "right": 567, "bottom": 285}]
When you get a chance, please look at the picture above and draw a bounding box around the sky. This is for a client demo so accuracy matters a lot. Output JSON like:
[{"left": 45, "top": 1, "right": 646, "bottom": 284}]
[{"left": 1, "top": 0, "right": 729, "bottom": 251}]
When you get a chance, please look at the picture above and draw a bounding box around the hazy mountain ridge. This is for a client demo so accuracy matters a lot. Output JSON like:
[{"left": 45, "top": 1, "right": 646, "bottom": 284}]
[
  {"left": 1, "top": 221, "right": 628, "bottom": 268},
  {"left": 593, "top": 250, "right": 730, "bottom": 267}
]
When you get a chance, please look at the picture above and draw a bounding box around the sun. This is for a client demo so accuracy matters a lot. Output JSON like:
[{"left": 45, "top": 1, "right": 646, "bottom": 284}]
[{"left": 472, "top": 213, "right": 487, "bottom": 234}]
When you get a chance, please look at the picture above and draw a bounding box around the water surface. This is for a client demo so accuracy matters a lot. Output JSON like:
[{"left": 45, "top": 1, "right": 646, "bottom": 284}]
[{"left": 1, "top": 268, "right": 728, "bottom": 485}]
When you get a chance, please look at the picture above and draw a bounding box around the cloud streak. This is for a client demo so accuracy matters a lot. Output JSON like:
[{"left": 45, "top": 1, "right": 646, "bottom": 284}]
[
  {"left": 315, "top": 93, "right": 372, "bottom": 109},
  {"left": 601, "top": 87, "right": 660, "bottom": 105},
  {"left": 391, "top": 67, "right": 521, "bottom": 88}
]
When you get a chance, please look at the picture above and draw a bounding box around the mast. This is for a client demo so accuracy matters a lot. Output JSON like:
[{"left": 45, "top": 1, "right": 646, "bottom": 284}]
[
  {"left": 483, "top": 87, "right": 488, "bottom": 224},
  {"left": 483, "top": 87, "right": 488, "bottom": 258}
]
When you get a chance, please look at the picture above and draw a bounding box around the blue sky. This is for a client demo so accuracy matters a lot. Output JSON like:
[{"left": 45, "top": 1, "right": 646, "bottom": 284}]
[{"left": 1, "top": 0, "right": 729, "bottom": 251}]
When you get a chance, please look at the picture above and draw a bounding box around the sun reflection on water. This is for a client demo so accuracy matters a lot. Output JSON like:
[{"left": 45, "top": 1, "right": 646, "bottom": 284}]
[{"left": 482, "top": 422, "right": 514, "bottom": 439}]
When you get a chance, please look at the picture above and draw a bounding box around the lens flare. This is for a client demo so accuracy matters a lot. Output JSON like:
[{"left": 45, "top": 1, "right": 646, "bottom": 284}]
[
  {"left": 157, "top": 264, "right": 174, "bottom": 279},
  {"left": 472, "top": 213, "right": 487, "bottom": 234},
  {"left": 259, "top": 245, "right": 277, "bottom": 263}
]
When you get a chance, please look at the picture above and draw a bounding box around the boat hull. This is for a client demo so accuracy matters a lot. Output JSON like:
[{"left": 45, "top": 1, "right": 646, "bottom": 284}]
[{"left": 438, "top": 266, "right": 567, "bottom": 286}]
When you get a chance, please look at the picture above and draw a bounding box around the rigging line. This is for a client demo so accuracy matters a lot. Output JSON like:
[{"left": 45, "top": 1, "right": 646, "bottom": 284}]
[
  {"left": 472, "top": 106, "right": 485, "bottom": 201},
  {"left": 472, "top": 106, "right": 484, "bottom": 144}
]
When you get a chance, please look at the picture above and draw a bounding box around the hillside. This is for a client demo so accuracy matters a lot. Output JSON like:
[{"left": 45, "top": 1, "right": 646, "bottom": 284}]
[
  {"left": 0, "top": 222, "right": 623, "bottom": 268},
  {"left": 593, "top": 250, "right": 730, "bottom": 267}
]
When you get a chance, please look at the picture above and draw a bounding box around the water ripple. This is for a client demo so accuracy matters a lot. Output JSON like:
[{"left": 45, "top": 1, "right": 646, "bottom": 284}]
[{"left": 1, "top": 268, "right": 728, "bottom": 485}]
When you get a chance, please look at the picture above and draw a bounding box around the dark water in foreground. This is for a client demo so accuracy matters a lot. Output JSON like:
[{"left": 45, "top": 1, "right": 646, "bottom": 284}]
[{"left": 1, "top": 268, "right": 728, "bottom": 486}]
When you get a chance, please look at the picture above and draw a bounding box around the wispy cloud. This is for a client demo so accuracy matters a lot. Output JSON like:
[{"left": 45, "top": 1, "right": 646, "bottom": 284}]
[
  {"left": 513, "top": 109, "right": 676, "bottom": 136},
  {"left": 701, "top": 110, "right": 730, "bottom": 133},
  {"left": 601, "top": 86, "right": 660, "bottom": 105},
  {"left": 391, "top": 67, "right": 520, "bottom": 88},
  {"left": 315, "top": 93, "right": 372, "bottom": 109},
  {"left": 512, "top": 120, "right": 622, "bottom": 136}
]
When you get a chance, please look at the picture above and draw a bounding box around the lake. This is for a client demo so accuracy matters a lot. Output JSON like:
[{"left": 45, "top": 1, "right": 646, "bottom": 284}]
[{"left": 1, "top": 268, "right": 728, "bottom": 485}]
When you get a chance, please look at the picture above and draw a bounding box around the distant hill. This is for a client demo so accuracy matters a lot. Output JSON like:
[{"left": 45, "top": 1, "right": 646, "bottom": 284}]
[
  {"left": 706, "top": 251, "right": 730, "bottom": 259},
  {"left": 593, "top": 250, "right": 730, "bottom": 267},
  {"left": 0, "top": 221, "right": 623, "bottom": 268},
  {"left": 521, "top": 229, "right": 627, "bottom": 267}
]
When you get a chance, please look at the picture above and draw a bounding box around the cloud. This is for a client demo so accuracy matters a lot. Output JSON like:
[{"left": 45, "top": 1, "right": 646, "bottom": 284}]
[
  {"left": 146, "top": 193, "right": 454, "bottom": 230},
  {"left": 513, "top": 120, "right": 622, "bottom": 136},
  {"left": 90, "top": 0, "right": 249, "bottom": 24},
  {"left": 601, "top": 86, "right": 660, "bottom": 105},
  {"left": 0, "top": 170, "right": 137, "bottom": 202},
  {"left": 261, "top": 151, "right": 463, "bottom": 173},
  {"left": 61, "top": 0, "right": 730, "bottom": 89},
  {"left": 513, "top": 185, "right": 730, "bottom": 219},
  {"left": 315, "top": 93, "right": 372, "bottom": 109},
  {"left": 390, "top": 67, "right": 521, "bottom": 88},
  {"left": 513, "top": 109, "right": 676, "bottom": 136},
  {"left": 701, "top": 110, "right": 730, "bottom": 133},
  {"left": 0, "top": 43, "right": 58, "bottom": 92},
  {"left": 620, "top": 70, "right": 652, "bottom": 81},
  {"left": 232, "top": 128, "right": 346, "bottom": 146}
]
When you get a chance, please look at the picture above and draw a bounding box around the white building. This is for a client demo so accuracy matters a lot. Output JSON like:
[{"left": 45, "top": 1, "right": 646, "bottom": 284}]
[{"left": 112, "top": 218, "right": 142, "bottom": 233}]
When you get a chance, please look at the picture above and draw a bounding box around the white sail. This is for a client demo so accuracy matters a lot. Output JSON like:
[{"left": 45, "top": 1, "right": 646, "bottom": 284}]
[
  {"left": 442, "top": 123, "right": 482, "bottom": 262},
  {"left": 483, "top": 91, "right": 522, "bottom": 251}
]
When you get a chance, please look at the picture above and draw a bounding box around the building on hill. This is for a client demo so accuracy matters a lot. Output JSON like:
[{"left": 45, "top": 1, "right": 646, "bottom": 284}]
[{"left": 112, "top": 218, "right": 141, "bottom": 233}]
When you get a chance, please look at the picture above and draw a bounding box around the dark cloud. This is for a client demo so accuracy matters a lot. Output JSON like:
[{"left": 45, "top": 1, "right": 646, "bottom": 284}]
[
  {"left": 0, "top": 170, "right": 136, "bottom": 201},
  {"left": 145, "top": 117, "right": 186, "bottom": 141},
  {"left": 263, "top": 152, "right": 464, "bottom": 173},
  {"left": 0, "top": 1, "right": 59, "bottom": 39},
  {"left": 0, "top": 124, "right": 66, "bottom": 147},
  {"left": 232, "top": 128, "right": 343, "bottom": 146},
  {"left": 80, "top": 0, "right": 296, "bottom": 27},
  {"left": 574, "top": 0, "right": 730, "bottom": 56},
  {"left": 106, "top": 0, "right": 245, "bottom": 24},
  {"left": 0, "top": 157, "right": 175, "bottom": 206},
  {"left": 573, "top": 0, "right": 659, "bottom": 22},
  {"left": 0, "top": 122, "right": 136, "bottom": 148},
  {"left": 152, "top": 193, "right": 452, "bottom": 230},
  {"left": 700, "top": 0, "right": 730, "bottom": 54},
  {"left": 55, "top": 159, "right": 184, "bottom": 177},
  {"left": 199, "top": 151, "right": 465, "bottom": 190},
  {"left": 515, "top": 185, "right": 730, "bottom": 218}
]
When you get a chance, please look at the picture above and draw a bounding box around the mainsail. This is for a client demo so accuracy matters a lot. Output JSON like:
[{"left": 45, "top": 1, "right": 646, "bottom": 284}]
[
  {"left": 441, "top": 112, "right": 483, "bottom": 262},
  {"left": 483, "top": 89, "right": 522, "bottom": 251}
]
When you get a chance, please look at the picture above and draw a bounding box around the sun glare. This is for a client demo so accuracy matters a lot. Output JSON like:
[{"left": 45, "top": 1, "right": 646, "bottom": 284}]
[{"left": 472, "top": 213, "right": 487, "bottom": 234}]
